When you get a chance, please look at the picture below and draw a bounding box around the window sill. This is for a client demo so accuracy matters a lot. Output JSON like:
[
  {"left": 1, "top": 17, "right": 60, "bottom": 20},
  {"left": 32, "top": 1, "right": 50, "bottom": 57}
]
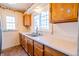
[{"left": 2, "top": 30, "right": 18, "bottom": 32}]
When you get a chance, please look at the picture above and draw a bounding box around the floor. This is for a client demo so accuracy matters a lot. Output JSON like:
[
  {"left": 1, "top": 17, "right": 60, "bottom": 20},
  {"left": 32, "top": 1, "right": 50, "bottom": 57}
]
[{"left": 1, "top": 45, "right": 28, "bottom": 56}]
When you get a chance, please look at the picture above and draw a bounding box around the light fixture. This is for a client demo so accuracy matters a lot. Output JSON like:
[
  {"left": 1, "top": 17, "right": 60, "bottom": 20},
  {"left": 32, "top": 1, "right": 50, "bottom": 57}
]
[{"left": 34, "top": 7, "right": 42, "bottom": 13}]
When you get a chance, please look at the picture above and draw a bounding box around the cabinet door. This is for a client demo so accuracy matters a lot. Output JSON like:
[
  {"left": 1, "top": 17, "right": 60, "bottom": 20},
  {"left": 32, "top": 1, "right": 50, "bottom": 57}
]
[
  {"left": 44, "top": 46, "right": 66, "bottom": 56},
  {"left": 27, "top": 38, "right": 33, "bottom": 56},
  {"left": 20, "top": 34, "right": 28, "bottom": 52},
  {"left": 23, "top": 14, "right": 31, "bottom": 26},
  {"left": 50, "top": 3, "right": 78, "bottom": 23},
  {"left": 24, "top": 37, "right": 28, "bottom": 52},
  {"left": 34, "top": 41, "right": 43, "bottom": 56},
  {"left": 20, "top": 34, "right": 25, "bottom": 48}
]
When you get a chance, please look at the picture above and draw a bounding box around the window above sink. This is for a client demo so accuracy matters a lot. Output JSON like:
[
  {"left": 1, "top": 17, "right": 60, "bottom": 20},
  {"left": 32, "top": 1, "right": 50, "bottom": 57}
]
[{"left": 33, "top": 11, "right": 49, "bottom": 32}]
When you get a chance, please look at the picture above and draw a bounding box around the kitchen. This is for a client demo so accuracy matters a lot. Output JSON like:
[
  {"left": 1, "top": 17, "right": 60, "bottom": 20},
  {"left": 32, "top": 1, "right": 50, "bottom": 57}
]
[{"left": 0, "top": 3, "right": 78, "bottom": 56}]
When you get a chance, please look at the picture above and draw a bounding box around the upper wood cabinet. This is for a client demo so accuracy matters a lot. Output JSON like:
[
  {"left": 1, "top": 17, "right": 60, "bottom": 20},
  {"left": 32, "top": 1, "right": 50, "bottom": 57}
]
[
  {"left": 23, "top": 13, "right": 31, "bottom": 26},
  {"left": 49, "top": 3, "right": 78, "bottom": 23}
]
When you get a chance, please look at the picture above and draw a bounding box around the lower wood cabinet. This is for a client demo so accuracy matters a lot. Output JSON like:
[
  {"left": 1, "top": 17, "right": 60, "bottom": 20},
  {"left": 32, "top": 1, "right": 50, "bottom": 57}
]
[
  {"left": 34, "top": 41, "right": 43, "bottom": 56},
  {"left": 44, "top": 46, "right": 66, "bottom": 56},
  {"left": 20, "top": 34, "right": 27, "bottom": 52},
  {"left": 23, "top": 37, "right": 28, "bottom": 52},
  {"left": 20, "top": 34, "right": 67, "bottom": 56},
  {"left": 27, "top": 38, "right": 33, "bottom": 56},
  {"left": 20, "top": 34, "right": 25, "bottom": 48},
  {"left": 20, "top": 34, "right": 33, "bottom": 56}
]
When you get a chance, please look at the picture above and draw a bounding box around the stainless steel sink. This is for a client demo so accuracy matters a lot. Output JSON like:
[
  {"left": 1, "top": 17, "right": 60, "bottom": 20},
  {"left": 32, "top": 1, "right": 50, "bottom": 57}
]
[{"left": 26, "top": 33, "right": 42, "bottom": 37}]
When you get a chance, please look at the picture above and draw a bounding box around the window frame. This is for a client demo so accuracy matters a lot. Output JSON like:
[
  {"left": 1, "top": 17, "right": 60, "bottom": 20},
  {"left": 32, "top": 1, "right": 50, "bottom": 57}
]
[
  {"left": 33, "top": 14, "right": 40, "bottom": 31},
  {"left": 6, "top": 16, "right": 16, "bottom": 31},
  {"left": 33, "top": 11, "right": 49, "bottom": 32}
]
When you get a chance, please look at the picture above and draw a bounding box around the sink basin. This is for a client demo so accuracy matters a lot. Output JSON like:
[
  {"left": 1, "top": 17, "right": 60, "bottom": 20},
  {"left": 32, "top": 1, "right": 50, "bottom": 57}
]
[
  {"left": 29, "top": 34, "right": 39, "bottom": 37},
  {"left": 26, "top": 33, "right": 42, "bottom": 37}
]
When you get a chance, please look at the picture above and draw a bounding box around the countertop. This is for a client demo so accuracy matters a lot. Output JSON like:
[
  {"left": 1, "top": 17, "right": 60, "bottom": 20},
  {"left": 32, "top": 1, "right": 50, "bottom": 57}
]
[{"left": 20, "top": 32, "right": 77, "bottom": 56}]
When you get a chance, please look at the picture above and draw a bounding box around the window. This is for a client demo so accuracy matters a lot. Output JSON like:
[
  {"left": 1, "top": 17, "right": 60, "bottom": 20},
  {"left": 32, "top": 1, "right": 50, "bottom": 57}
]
[
  {"left": 33, "top": 14, "right": 40, "bottom": 31},
  {"left": 33, "top": 11, "right": 49, "bottom": 32},
  {"left": 40, "top": 11, "right": 49, "bottom": 31},
  {"left": 6, "top": 16, "right": 16, "bottom": 30}
]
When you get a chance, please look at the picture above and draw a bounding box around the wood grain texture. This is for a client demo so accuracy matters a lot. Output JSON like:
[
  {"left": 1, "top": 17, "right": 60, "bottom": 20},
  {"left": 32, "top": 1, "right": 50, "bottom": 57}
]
[
  {"left": 1, "top": 45, "right": 28, "bottom": 56},
  {"left": 27, "top": 38, "right": 33, "bottom": 56},
  {"left": 20, "top": 34, "right": 33, "bottom": 56},
  {"left": 50, "top": 3, "right": 78, "bottom": 23},
  {"left": 44, "top": 46, "right": 66, "bottom": 56},
  {"left": 34, "top": 41, "right": 43, "bottom": 56},
  {"left": 20, "top": 34, "right": 68, "bottom": 56},
  {"left": 23, "top": 13, "right": 31, "bottom": 26},
  {"left": 20, "top": 34, "right": 28, "bottom": 52}
]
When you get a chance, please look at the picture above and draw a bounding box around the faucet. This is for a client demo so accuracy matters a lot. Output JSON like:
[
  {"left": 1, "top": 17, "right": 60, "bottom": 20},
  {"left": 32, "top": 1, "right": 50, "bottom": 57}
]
[{"left": 36, "top": 27, "right": 38, "bottom": 34}]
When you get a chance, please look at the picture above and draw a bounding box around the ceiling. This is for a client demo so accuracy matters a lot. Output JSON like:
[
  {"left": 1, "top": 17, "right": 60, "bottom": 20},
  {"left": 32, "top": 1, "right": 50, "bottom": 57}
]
[
  {"left": 26, "top": 3, "right": 49, "bottom": 14},
  {"left": 0, "top": 3, "right": 33, "bottom": 13}
]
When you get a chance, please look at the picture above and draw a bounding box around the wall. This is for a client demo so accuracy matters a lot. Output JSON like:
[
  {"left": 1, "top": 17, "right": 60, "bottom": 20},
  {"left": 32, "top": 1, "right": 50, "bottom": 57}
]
[
  {"left": 53, "top": 22, "right": 78, "bottom": 42},
  {"left": 0, "top": 8, "right": 27, "bottom": 50},
  {"left": 77, "top": 9, "right": 79, "bottom": 56}
]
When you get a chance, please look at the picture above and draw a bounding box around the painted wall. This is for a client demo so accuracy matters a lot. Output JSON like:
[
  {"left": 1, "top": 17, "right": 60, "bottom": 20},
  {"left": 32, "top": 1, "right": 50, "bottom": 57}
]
[
  {"left": 77, "top": 9, "right": 79, "bottom": 56},
  {"left": 53, "top": 22, "right": 78, "bottom": 42},
  {"left": 0, "top": 8, "right": 27, "bottom": 50}
]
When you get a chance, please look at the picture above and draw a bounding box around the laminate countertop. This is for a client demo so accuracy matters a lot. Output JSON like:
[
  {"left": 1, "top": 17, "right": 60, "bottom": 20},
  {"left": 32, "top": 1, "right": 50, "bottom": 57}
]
[{"left": 20, "top": 32, "right": 77, "bottom": 56}]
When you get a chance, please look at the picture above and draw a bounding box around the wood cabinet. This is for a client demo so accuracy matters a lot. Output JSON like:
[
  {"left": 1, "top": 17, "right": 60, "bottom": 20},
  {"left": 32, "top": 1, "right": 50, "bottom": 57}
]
[
  {"left": 20, "top": 34, "right": 68, "bottom": 56},
  {"left": 44, "top": 46, "right": 66, "bottom": 56},
  {"left": 23, "top": 13, "right": 31, "bottom": 26},
  {"left": 20, "top": 34, "right": 28, "bottom": 52},
  {"left": 50, "top": 3, "right": 78, "bottom": 23},
  {"left": 27, "top": 38, "right": 34, "bottom": 56},
  {"left": 34, "top": 41, "right": 44, "bottom": 56},
  {"left": 20, "top": 34, "right": 33, "bottom": 56},
  {"left": 20, "top": 34, "right": 25, "bottom": 48}
]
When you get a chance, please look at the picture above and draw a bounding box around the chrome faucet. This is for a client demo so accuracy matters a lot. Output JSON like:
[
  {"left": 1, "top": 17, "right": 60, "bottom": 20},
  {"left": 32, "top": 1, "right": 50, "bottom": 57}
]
[{"left": 36, "top": 27, "right": 38, "bottom": 34}]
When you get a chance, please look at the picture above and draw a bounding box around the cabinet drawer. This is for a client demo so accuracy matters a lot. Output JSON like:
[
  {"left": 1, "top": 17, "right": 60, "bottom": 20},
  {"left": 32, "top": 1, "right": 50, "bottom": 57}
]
[{"left": 44, "top": 46, "right": 65, "bottom": 56}]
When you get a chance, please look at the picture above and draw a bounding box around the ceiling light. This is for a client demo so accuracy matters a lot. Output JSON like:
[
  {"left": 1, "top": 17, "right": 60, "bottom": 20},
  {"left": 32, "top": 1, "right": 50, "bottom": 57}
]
[{"left": 34, "top": 7, "right": 42, "bottom": 13}]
